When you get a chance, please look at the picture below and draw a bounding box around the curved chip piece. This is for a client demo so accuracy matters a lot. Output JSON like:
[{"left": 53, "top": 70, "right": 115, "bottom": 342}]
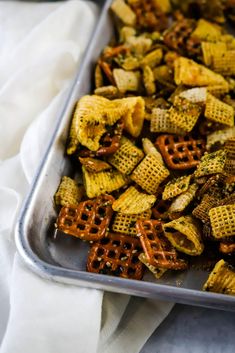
[
  {"left": 68, "top": 95, "right": 126, "bottom": 153},
  {"left": 174, "top": 57, "right": 228, "bottom": 87},
  {"left": 112, "top": 186, "right": 156, "bottom": 214},
  {"left": 82, "top": 166, "right": 128, "bottom": 199},
  {"left": 203, "top": 259, "right": 235, "bottom": 296},
  {"left": 162, "top": 175, "right": 191, "bottom": 200},
  {"left": 138, "top": 253, "right": 167, "bottom": 279},
  {"left": 168, "top": 183, "right": 198, "bottom": 213},
  {"left": 163, "top": 216, "right": 204, "bottom": 256},
  {"left": 79, "top": 158, "right": 112, "bottom": 173},
  {"left": 115, "top": 96, "right": 145, "bottom": 137},
  {"left": 194, "top": 150, "right": 227, "bottom": 178}
]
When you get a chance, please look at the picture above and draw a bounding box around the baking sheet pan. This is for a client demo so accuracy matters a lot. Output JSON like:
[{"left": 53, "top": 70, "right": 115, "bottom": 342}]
[{"left": 15, "top": 0, "right": 235, "bottom": 311}]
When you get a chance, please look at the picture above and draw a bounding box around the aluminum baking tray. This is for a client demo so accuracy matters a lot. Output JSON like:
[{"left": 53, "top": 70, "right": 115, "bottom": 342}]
[{"left": 15, "top": 0, "right": 235, "bottom": 311}]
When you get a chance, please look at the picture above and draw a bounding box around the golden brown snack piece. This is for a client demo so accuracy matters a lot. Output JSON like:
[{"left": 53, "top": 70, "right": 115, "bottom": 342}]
[
  {"left": 192, "top": 194, "right": 218, "bottom": 224},
  {"left": 163, "top": 216, "right": 204, "bottom": 256},
  {"left": 205, "top": 94, "right": 234, "bottom": 127},
  {"left": 131, "top": 154, "right": 170, "bottom": 194},
  {"left": 142, "top": 65, "right": 156, "bottom": 95},
  {"left": 152, "top": 198, "right": 172, "bottom": 220},
  {"left": 113, "top": 69, "right": 141, "bottom": 93},
  {"left": 219, "top": 241, "right": 235, "bottom": 254},
  {"left": 108, "top": 137, "right": 144, "bottom": 175},
  {"left": 98, "top": 60, "right": 115, "bottom": 86},
  {"left": 112, "top": 186, "right": 156, "bottom": 214},
  {"left": 111, "top": 0, "right": 136, "bottom": 26},
  {"left": 209, "top": 205, "right": 235, "bottom": 239},
  {"left": 212, "top": 50, "right": 235, "bottom": 76},
  {"left": 150, "top": 108, "right": 186, "bottom": 135},
  {"left": 206, "top": 127, "right": 235, "bottom": 151},
  {"left": 94, "top": 86, "right": 120, "bottom": 99},
  {"left": 79, "top": 158, "right": 112, "bottom": 173},
  {"left": 55, "top": 195, "right": 114, "bottom": 241},
  {"left": 140, "top": 48, "right": 163, "bottom": 68},
  {"left": 54, "top": 176, "right": 84, "bottom": 207},
  {"left": 179, "top": 87, "right": 207, "bottom": 104},
  {"left": 115, "top": 96, "right": 145, "bottom": 138},
  {"left": 168, "top": 96, "right": 202, "bottom": 132},
  {"left": 67, "top": 95, "right": 123, "bottom": 154},
  {"left": 82, "top": 166, "right": 128, "bottom": 199},
  {"left": 201, "top": 41, "right": 227, "bottom": 67},
  {"left": 203, "top": 259, "right": 235, "bottom": 296},
  {"left": 112, "top": 209, "right": 152, "bottom": 236},
  {"left": 78, "top": 120, "right": 124, "bottom": 158},
  {"left": 136, "top": 219, "right": 188, "bottom": 270},
  {"left": 174, "top": 57, "right": 228, "bottom": 88},
  {"left": 138, "top": 253, "right": 167, "bottom": 279},
  {"left": 194, "top": 150, "right": 227, "bottom": 178},
  {"left": 191, "top": 19, "right": 222, "bottom": 41},
  {"left": 155, "top": 134, "right": 205, "bottom": 170},
  {"left": 163, "top": 18, "right": 196, "bottom": 54},
  {"left": 168, "top": 183, "right": 198, "bottom": 213},
  {"left": 87, "top": 232, "right": 144, "bottom": 280},
  {"left": 162, "top": 175, "right": 191, "bottom": 200},
  {"left": 128, "top": 0, "right": 168, "bottom": 31},
  {"left": 224, "top": 138, "right": 235, "bottom": 176},
  {"left": 142, "top": 138, "right": 164, "bottom": 165}
]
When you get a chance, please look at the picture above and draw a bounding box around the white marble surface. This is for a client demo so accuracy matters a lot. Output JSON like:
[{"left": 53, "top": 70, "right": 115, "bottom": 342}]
[{"left": 140, "top": 304, "right": 235, "bottom": 353}]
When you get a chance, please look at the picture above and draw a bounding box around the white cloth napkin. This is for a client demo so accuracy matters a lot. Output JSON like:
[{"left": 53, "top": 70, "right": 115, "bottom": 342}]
[{"left": 0, "top": 1, "right": 174, "bottom": 352}]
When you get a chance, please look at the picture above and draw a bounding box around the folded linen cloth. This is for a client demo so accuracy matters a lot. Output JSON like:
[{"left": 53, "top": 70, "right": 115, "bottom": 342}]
[{"left": 0, "top": 1, "right": 173, "bottom": 352}]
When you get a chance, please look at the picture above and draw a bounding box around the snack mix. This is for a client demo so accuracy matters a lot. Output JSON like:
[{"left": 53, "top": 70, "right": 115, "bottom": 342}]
[{"left": 54, "top": 0, "right": 235, "bottom": 296}]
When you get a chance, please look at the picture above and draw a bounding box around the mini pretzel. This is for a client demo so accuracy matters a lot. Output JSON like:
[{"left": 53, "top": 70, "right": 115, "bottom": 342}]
[
  {"left": 219, "top": 241, "right": 235, "bottom": 254},
  {"left": 78, "top": 120, "right": 124, "bottom": 157},
  {"left": 136, "top": 219, "right": 188, "bottom": 270},
  {"left": 155, "top": 134, "right": 205, "bottom": 170},
  {"left": 87, "top": 232, "right": 144, "bottom": 280},
  {"left": 152, "top": 198, "right": 172, "bottom": 220},
  {"left": 55, "top": 195, "right": 114, "bottom": 241},
  {"left": 163, "top": 19, "right": 196, "bottom": 53}
]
